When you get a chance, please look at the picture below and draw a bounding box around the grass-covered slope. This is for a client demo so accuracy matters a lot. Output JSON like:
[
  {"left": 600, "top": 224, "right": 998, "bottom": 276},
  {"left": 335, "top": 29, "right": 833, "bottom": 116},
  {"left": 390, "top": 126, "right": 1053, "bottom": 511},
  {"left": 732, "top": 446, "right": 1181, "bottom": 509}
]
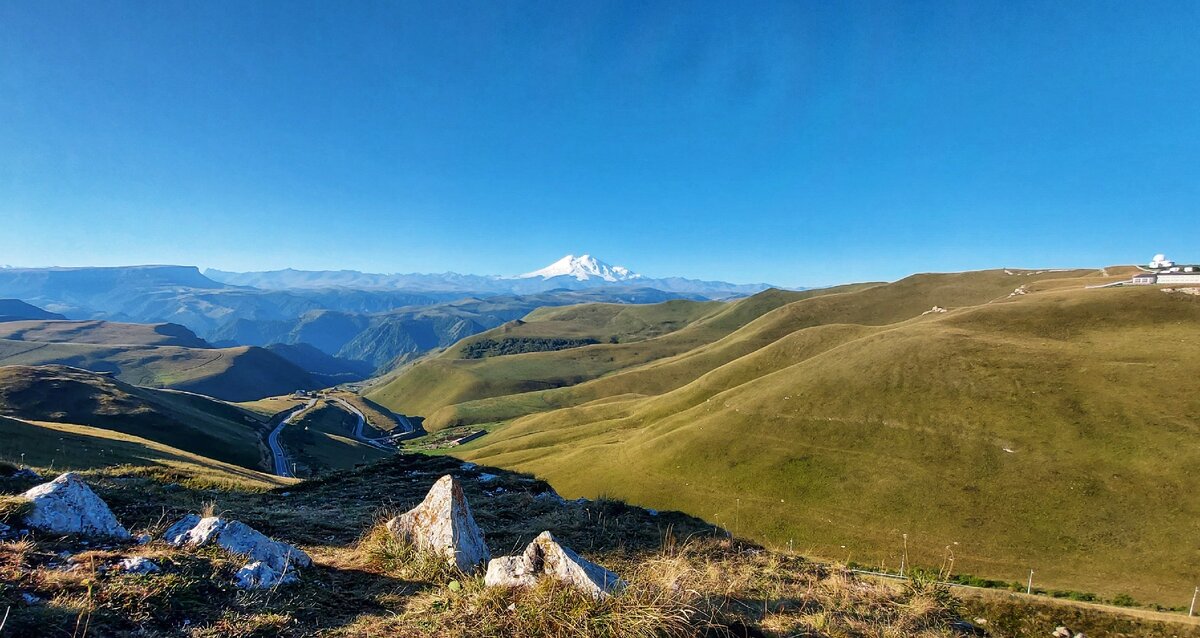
[
  {"left": 0, "top": 365, "right": 273, "bottom": 471},
  {"left": 0, "top": 319, "right": 211, "bottom": 347},
  {"left": 378, "top": 272, "right": 1100, "bottom": 431},
  {"left": 459, "top": 282, "right": 1200, "bottom": 603},
  {"left": 2, "top": 454, "right": 1190, "bottom": 637},
  {"left": 0, "top": 339, "right": 319, "bottom": 401},
  {"left": 0, "top": 416, "right": 286, "bottom": 489},
  {"left": 367, "top": 287, "right": 851, "bottom": 422}
]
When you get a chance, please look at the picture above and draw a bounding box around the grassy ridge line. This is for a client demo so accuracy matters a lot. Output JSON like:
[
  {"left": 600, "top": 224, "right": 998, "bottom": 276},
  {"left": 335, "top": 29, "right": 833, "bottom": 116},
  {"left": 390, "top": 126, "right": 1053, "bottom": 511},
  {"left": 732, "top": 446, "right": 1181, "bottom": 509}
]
[
  {"left": 0, "top": 319, "right": 210, "bottom": 348},
  {"left": 0, "top": 416, "right": 287, "bottom": 489},
  {"left": 416, "top": 270, "right": 1100, "bottom": 430},
  {"left": 0, "top": 365, "right": 277, "bottom": 472},
  {"left": 462, "top": 285, "right": 1200, "bottom": 603},
  {"left": 369, "top": 285, "right": 872, "bottom": 425},
  {"left": 0, "top": 339, "right": 318, "bottom": 401}
]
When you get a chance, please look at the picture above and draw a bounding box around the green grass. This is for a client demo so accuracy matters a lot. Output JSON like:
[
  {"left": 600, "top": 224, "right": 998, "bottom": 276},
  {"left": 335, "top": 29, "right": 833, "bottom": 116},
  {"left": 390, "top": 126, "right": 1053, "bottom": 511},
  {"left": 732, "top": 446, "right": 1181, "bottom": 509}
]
[
  {"left": 0, "top": 338, "right": 318, "bottom": 401},
  {"left": 0, "top": 365, "right": 278, "bottom": 470},
  {"left": 1, "top": 453, "right": 1192, "bottom": 637},
  {"left": 369, "top": 285, "right": 868, "bottom": 428},
  {"left": 0, "top": 319, "right": 209, "bottom": 347},
  {"left": 380, "top": 269, "right": 1200, "bottom": 604},
  {"left": 0, "top": 415, "right": 286, "bottom": 490}
]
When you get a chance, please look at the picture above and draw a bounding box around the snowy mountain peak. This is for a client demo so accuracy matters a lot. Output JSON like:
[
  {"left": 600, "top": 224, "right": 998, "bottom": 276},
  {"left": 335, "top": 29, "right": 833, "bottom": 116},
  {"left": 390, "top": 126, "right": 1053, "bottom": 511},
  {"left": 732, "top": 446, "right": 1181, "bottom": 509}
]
[{"left": 519, "top": 254, "right": 642, "bottom": 282}]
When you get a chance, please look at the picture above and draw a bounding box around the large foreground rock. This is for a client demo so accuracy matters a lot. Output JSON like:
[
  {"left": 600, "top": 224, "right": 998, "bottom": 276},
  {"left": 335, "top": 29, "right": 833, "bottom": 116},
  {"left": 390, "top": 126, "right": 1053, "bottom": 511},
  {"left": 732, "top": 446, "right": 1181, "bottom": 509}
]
[
  {"left": 387, "top": 474, "right": 490, "bottom": 573},
  {"left": 20, "top": 473, "right": 130, "bottom": 539},
  {"left": 484, "top": 531, "right": 625, "bottom": 599},
  {"left": 165, "top": 515, "right": 310, "bottom": 588}
]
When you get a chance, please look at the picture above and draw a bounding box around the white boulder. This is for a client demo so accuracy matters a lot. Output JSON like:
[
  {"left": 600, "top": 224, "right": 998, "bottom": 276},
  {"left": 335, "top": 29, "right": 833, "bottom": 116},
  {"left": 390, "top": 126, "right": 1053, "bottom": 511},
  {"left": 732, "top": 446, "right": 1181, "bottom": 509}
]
[
  {"left": 484, "top": 531, "right": 625, "bottom": 599},
  {"left": 164, "top": 514, "right": 309, "bottom": 588},
  {"left": 20, "top": 473, "right": 130, "bottom": 539},
  {"left": 386, "top": 474, "right": 490, "bottom": 573}
]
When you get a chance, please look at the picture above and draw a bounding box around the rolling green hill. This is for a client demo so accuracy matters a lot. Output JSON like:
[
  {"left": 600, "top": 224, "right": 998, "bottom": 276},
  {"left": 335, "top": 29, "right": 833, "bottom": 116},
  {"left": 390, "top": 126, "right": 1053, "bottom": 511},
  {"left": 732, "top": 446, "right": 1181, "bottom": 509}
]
[
  {"left": 0, "top": 338, "right": 319, "bottom": 401},
  {"left": 0, "top": 365, "right": 274, "bottom": 471},
  {"left": 0, "top": 319, "right": 211, "bottom": 347},
  {"left": 366, "top": 287, "right": 859, "bottom": 421},
  {"left": 0, "top": 416, "right": 286, "bottom": 489},
  {"left": 379, "top": 268, "right": 1200, "bottom": 603}
]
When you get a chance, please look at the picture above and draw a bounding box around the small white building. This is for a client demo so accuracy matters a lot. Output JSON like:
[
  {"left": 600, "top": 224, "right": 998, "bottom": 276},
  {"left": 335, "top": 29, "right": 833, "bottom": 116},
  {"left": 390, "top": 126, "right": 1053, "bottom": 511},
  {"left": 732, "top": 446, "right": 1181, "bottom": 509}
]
[{"left": 1137, "top": 255, "right": 1200, "bottom": 285}]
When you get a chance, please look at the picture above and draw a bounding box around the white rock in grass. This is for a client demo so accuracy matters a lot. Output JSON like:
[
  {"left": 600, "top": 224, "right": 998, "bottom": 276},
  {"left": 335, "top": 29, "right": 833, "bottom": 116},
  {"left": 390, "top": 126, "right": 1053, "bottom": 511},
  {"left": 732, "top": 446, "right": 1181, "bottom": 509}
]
[
  {"left": 216, "top": 520, "right": 311, "bottom": 571},
  {"left": 164, "top": 514, "right": 202, "bottom": 545},
  {"left": 164, "top": 514, "right": 309, "bottom": 588},
  {"left": 533, "top": 531, "right": 625, "bottom": 599},
  {"left": 235, "top": 560, "right": 298, "bottom": 589},
  {"left": 20, "top": 473, "right": 130, "bottom": 539},
  {"left": 484, "top": 531, "right": 625, "bottom": 599},
  {"left": 387, "top": 474, "right": 490, "bottom": 573},
  {"left": 117, "top": 557, "right": 160, "bottom": 574}
]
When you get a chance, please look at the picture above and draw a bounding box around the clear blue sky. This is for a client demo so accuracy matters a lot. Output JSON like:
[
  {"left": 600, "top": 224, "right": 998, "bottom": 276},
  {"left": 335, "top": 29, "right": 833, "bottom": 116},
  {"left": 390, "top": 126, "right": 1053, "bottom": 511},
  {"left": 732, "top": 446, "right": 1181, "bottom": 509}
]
[{"left": 1, "top": 1, "right": 1197, "bottom": 287}]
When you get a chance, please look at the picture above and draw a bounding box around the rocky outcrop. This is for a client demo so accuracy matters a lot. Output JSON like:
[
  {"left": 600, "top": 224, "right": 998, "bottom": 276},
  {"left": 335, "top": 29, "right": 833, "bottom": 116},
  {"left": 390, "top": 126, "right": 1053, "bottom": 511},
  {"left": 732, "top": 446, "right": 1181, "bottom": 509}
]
[
  {"left": 387, "top": 474, "right": 490, "bottom": 573},
  {"left": 20, "top": 473, "right": 130, "bottom": 539},
  {"left": 165, "top": 515, "right": 309, "bottom": 588},
  {"left": 484, "top": 531, "right": 625, "bottom": 599}
]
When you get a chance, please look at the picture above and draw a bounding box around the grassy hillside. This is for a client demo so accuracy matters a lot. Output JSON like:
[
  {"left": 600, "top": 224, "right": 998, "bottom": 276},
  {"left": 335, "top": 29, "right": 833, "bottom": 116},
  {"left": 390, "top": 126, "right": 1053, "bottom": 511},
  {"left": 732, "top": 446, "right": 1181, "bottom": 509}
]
[
  {"left": 0, "top": 416, "right": 286, "bottom": 489},
  {"left": 0, "top": 365, "right": 273, "bottom": 471},
  {"left": 367, "top": 287, "right": 854, "bottom": 421},
  {"left": 0, "top": 319, "right": 210, "bottom": 347},
  {"left": 403, "top": 269, "right": 1200, "bottom": 603},
  {"left": 0, "top": 339, "right": 319, "bottom": 401},
  {"left": 3, "top": 452, "right": 1191, "bottom": 637},
  {"left": 378, "top": 273, "right": 1099, "bottom": 431}
]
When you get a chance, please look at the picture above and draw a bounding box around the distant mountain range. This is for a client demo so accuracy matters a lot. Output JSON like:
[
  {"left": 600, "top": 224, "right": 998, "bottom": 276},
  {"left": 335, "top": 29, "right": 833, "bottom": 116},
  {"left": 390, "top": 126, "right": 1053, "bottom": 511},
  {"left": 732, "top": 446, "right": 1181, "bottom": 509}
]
[
  {"left": 0, "top": 256, "right": 775, "bottom": 377},
  {"left": 205, "top": 254, "right": 778, "bottom": 298}
]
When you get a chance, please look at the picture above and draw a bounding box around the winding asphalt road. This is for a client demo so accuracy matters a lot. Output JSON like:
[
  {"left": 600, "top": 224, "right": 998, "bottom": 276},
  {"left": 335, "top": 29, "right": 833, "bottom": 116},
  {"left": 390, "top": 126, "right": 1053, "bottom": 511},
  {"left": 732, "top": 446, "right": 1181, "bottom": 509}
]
[
  {"left": 331, "top": 397, "right": 407, "bottom": 450},
  {"left": 268, "top": 397, "right": 316, "bottom": 478}
]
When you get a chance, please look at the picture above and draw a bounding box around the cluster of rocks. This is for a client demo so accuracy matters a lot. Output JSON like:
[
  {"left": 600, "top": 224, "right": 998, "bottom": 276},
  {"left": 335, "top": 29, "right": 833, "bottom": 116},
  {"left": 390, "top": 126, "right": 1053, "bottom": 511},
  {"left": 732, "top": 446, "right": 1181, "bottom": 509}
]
[
  {"left": 387, "top": 474, "right": 625, "bottom": 598},
  {"left": 7, "top": 469, "right": 624, "bottom": 598},
  {"left": 7, "top": 472, "right": 308, "bottom": 590},
  {"left": 1053, "top": 627, "right": 1086, "bottom": 638}
]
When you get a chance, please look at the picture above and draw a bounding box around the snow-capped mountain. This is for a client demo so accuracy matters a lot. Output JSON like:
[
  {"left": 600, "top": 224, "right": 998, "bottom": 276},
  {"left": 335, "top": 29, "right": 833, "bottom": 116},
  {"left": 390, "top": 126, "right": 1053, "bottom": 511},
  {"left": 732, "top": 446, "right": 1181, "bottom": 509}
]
[
  {"left": 518, "top": 254, "right": 642, "bottom": 282},
  {"left": 206, "top": 254, "right": 784, "bottom": 299}
]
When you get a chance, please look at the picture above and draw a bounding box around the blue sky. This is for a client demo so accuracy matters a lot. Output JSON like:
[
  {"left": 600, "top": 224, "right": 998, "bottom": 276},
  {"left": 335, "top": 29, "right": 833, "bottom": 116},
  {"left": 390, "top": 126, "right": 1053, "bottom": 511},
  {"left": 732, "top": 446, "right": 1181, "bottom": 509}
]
[{"left": 1, "top": 1, "right": 1197, "bottom": 287}]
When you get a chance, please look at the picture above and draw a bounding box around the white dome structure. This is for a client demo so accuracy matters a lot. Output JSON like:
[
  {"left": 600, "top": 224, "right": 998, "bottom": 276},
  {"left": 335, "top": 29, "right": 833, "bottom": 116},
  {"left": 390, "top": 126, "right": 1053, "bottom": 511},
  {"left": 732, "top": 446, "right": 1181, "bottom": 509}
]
[{"left": 1150, "top": 254, "right": 1175, "bottom": 269}]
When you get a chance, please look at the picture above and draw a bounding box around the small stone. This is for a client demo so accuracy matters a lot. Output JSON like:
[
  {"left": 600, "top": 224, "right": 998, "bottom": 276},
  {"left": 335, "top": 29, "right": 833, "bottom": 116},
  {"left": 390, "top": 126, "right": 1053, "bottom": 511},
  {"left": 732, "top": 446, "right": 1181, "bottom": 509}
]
[
  {"left": 533, "top": 491, "right": 566, "bottom": 506},
  {"left": 13, "top": 469, "right": 39, "bottom": 480},
  {"left": 1053, "top": 627, "right": 1072, "bottom": 638},
  {"left": 386, "top": 475, "right": 490, "bottom": 573},
  {"left": 483, "top": 531, "right": 625, "bottom": 599},
  {"left": 135, "top": 533, "right": 152, "bottom": 545},
  {"left": 21, "top": 592, "right": 42, "bottom": 605},
  {"left": 234, "top": 561, "right": 297, "bottom": 589},
  {"left": 478, "top": 473, "right": 499, "bottom": 483},
  {"left": 20, "top": 472, "right": 130, "bottom": 539},
  {"left": 117, "top": 557, "right": 160, "bottom": 574}
]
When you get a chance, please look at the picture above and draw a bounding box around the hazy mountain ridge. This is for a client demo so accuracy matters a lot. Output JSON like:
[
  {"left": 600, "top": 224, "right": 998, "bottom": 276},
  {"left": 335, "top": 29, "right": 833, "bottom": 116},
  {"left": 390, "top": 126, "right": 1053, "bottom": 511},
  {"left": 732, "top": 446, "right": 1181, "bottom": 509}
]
[{"left": 206, "top": 254, "right": 780, "bottom": 298}]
